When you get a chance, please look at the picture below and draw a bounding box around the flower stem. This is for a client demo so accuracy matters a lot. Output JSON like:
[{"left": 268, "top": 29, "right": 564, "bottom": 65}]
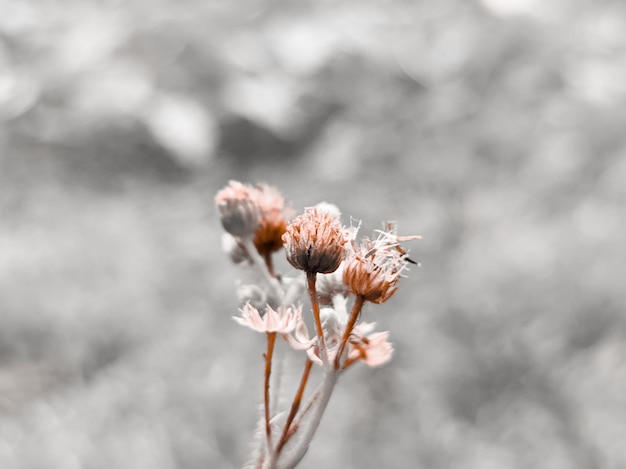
[
  {"left": 306, "top": 271, "right": 328, "bottom": 364},
  {"left": 243, "top": 238, "right": 284, "bottom": 306},
  {"left": 264, "top": 332, "right": 277, "bottom": 455},
  {"left": 334, "top": 295, "right": 365, "bottom": 370},
  {"left": 275, "top": 358, "right": 314, "bottom": 456}
]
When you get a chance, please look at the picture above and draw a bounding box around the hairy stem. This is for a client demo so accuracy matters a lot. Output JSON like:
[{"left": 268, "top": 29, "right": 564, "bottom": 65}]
[{"left": 280, "top": 370, "right": 340, "bottom": 469}]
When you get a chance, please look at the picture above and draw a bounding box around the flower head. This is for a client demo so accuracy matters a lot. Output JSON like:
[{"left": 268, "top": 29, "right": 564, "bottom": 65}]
[
  {"left": 282, "top": 208, "right": 347, "bottom": 274},
  {"left": 215, "top": 181, "right": 261, "bottom": 238},
  {"left": 253, "top": 184, "right": 293, "bottom": 257},
  {"left": 233, "top": 303, "right": 301, "bottom": 334},
  {"left": 343, "top": 226, "right": 420, "bottom": 304}
]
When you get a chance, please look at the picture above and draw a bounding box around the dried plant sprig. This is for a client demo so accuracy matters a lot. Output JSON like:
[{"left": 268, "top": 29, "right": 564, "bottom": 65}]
[{"left": 217, "top": 181, "right": 420, "bottom": 469}]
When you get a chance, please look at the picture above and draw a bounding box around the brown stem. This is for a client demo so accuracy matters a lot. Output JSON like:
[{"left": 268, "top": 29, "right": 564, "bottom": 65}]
[
  {"left": 306, "top": 271, "right": 327, "bottom": 363},
  {"left": 333, "top": 295, "right": 365, "bottom": 370},
  {"left": 275, "top": 358, "right": 314, "bottom": 456},
  {"left": 264, "top": 332, "right": 277, "bottom": 453}
]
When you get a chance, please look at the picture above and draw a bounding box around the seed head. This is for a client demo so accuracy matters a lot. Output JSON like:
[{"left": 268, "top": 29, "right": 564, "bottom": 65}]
[
  {"left": 282, "top": 208, "right": 347, "bottom": 274},
  {"left": 343, "top": 228, "right": 419, "bottom": 304}
]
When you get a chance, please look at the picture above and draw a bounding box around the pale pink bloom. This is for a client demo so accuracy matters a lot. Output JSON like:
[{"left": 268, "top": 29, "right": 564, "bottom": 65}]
[
  {"left": 347, "top": 323, "right": 393, "bottom": 367},
  {"left": 233, "top": 303, "right": 301, "bottom": 334}
]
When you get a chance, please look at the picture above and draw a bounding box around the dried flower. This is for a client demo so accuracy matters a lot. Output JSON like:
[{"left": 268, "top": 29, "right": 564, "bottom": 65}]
[
  {"left": 215, "top": 181, "right": 261, "bottom": 237},
  {"left": 343, "top": 227, "right": 420, "bottom": 304},
  {"left": 253, "top": 184, "right": 293, "bottom": 257},
  {"left": 282, "top": 208, "right": 347, "bottom": 274},
  {"left": 234, "top": 303, "right": 301, "bottom": 334}
]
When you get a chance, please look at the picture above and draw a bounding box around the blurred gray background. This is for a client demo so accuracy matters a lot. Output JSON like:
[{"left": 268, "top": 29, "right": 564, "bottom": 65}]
[{"left": 1, "top": 0, "right": 625, "bottom": 468}]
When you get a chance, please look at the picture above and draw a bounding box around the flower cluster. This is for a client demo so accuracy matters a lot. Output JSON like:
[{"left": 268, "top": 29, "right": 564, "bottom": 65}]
[{"left": 215, "top": 181, "right": 420, "bottom": 469}]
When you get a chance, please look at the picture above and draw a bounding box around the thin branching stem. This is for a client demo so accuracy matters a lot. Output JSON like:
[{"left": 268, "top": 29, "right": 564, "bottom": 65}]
[
  {"left": 334, "top": 295, "right": 365, "bottom": 370},
  {"left": 275, "top": 358, "right": 314, "bottom": 456}
]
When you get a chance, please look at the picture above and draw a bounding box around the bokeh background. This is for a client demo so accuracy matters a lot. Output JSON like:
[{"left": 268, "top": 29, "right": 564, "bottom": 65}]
[{"left": 1, "top": 0, "right": 626, "bottom": 468}]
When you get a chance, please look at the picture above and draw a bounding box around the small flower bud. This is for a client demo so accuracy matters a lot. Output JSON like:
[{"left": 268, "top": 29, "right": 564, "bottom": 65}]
[
  {"left": 314, "top": 202, "right": 341, "bottom": 218},
  {"left": 215, "top": 181, "right": 261, "bottom": 237},
  {"left": 253, "top": 184, "right": 293, "bottom": 257},
  {"left": 221, "top": 233, "right": 248, "bottom": 264},
  {"left": 282, "top": 208, "right": 347, "bottom": 274},
  {"left": 237, "top": 284, "right": 268, "bottom": 310},
  {"left": 317, "top": 264, "right": 348, "bottom": 305}
]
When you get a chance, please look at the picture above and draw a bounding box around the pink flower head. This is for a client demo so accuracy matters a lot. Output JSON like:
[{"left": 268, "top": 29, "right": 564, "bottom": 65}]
[
  {"left": 233, "top": 303, "right": 301, "bottom": 334},
  {"left": 215, "top": 181, "right": 261, "bottom": 237},
  {"left": 282, "top": 208, "right": 347, "bottom": 274}
]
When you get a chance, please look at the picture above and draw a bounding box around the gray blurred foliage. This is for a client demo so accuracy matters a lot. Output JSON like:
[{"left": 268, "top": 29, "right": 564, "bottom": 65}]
[{"left": 1, "top": 0, "right": 626, "bottom": 468}]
